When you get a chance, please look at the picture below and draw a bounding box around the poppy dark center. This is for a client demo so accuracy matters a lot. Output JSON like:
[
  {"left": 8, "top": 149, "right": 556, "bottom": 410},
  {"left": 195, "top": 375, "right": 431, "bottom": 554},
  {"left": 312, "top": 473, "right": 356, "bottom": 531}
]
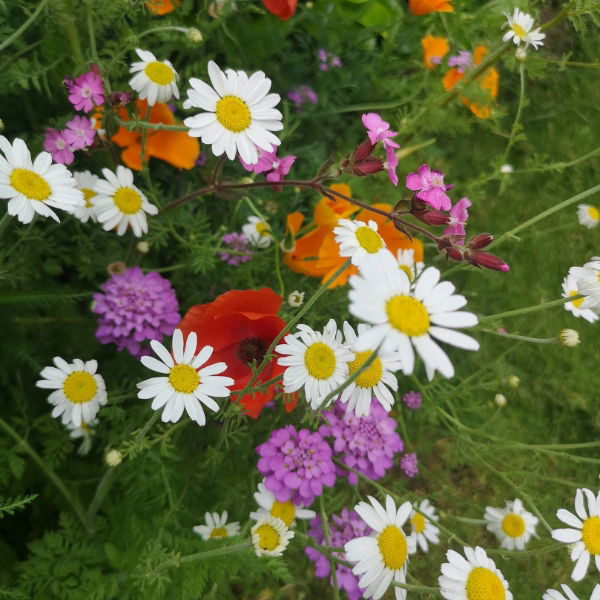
[{"left": 237, "top": 337, "right": 268, "bottom": 364}]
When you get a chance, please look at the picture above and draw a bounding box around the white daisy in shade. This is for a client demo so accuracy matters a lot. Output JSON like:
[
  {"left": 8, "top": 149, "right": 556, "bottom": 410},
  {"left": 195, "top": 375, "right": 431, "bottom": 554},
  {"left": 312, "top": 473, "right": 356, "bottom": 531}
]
[
  {"left": 577, "top": 205, "right": 599, "bottom": 229},
  {"left": 36, "top": 357, "right": 107, "bottom": 427},
  {"left": 344, "top": 494, "right": 412, "bottom": 600},
  {"left": 483, "top": 498, "right": 538, "bottom": 551},
  {"left": 571, "top": 257, "right": 600, "bottom": 310},
  {"left": 193, "top": 511, "right": 240, "bottom": 540},
  {"left": 544, "top": 583, "right": 600, "bottom": 600},
  {"left": 249, "top": 481, "right": 316, "bottom": 526},
  {"left": 562, "top": 275, "right": 599, "bottom": 323},
  {"left": 407, "top": 499, "right": 440, "bottom": 555},
  {"left": 66, "top": 418, "right": 97, "bottom": 456},
  {"left": 396, "top": 248, "right": 424, "bottom": 283},
  {"left": 348, "top": 250, "right": 479, "bottom": 381},
  {"left": 72, "top": 170, "right": 99, "bottom": 223},
  {"left": 275, "top": 319, "right": 354, "bottom": 409},
  {"left": 333, "top": 219, "right": 387, "bottom": 265},
  {"left": 137, "top": 329, "right": 234, "bottom": 426},
  {"left": 93, "top": 166, "right": 158, "bottom": 237},
  {"left": 183, "top": 61, "right": 283, "bottom": 165},
  {"left": 242, "top": 215, "right": 272, "bottom": 248},
  {"left": 502, "top": 9, "right": 545, "bottom": 49},
  {"left": 0, "top": 136, "right": 83, "bottom": 224},
  {"left": 129, "top": 49, "right": 179, "bottom": 106},
  {"left": 251, "top": 515, "right": 294, "bottom": 557},
  {"left": 551, "top": 487, "right": 600, "bottom": 582},
  {"left": 438, "top": 545, "right": 513, "bottom": 600},
  {"left": 339, "top": 321, "right": 401, "bottom": 417}
]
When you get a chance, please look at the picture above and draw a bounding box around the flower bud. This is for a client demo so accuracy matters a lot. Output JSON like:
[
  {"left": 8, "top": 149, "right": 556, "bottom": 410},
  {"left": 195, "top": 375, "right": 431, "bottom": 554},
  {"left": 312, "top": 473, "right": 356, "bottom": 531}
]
[
  {"left": 239, "top": 176, "right": 254, "bottom": 185},
  {"left": 62, "top": 76, "right": 75, "bottom": 90},
  {"left": 107, "top": 261, "right": 127, "bottom": 275},
  {"left": 494, "top": 393, "right": 507, "bottom": 407},
  {"left": 105, "top": 449, "right": 123, "bottom": 467},
  {"left": 416, "top": 210, "right": 451, "bottom": 226},
  {"left": 505, "top": 375, "right": 520, "bottom": 389},
  {"left": 280, "top": 226, "right": 296, "bottom": 253},
  {"left": 515, "top": 47, "right": 527, "bottom": 61},
  {"left": 353, "top": 138, "right": 376, "bottom": 162},
  {"left": 287, "top": 290, "right": 305, "bottom": 307},
  {"left": 136, "top": 241, "right": 150, "bottom": 254},
  {"left": 470, "top": 251, "right": 510, "bottom": 272},
  {"left": 186, "top": 28, "right": 203, "bottom": 44},
  {"left": 110, "top": 91, "right": 132, "bottom": 108},
  {"left": 558, "top": 329, "right": 580, "bottom": 347},
  {"left": 500, "top": 164, "right": 513, "bottom": 174},
  {"left": 445, "top": 247, "right": 464, "bottom": 262},
  {"left": 467, "top": 233, "right": 494, "bottom": 250},
  {"left": 353, "top": 157, "right": 384, "bottom": 177}
]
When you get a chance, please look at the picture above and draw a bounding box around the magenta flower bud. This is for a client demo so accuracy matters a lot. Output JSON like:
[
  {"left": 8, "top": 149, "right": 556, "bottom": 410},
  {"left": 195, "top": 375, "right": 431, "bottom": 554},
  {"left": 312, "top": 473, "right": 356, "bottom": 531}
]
[
  {"left": 353, "top": 138, "right": 376, "bottom": 162},
  {"left": 445, "top": 247, "right": 464, "bottom": 262},
  {"left": 110, "top": 91, "right": 132, "bottom": 107},
  {"left": 468, "top": 233, "right": 494, "bottom": 250},
  {"left": 417, "top": 210, "right": 451, "bottom": 226},
  {"left": 353, "top": 157, "right": 384, "bottom": 176},
  {"left": 471, "top": 251, "right": 510, "bottom": 272}
]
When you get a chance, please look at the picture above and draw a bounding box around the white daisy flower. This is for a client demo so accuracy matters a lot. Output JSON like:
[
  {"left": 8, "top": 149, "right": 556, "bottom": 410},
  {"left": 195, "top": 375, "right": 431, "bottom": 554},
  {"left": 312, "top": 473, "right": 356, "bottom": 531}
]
[
  {"left": 396, "top": 248, "right": 424, "bottom": 282},
  {"left": 129, "top": 49, "right": 179, "bottom": 106},
  {"left": 348, "top": 250, "right": 479, "bottom": 381},
  {"left": 183, "top": 61, "right": 283, "bottom": 165},
  {"left": 275, "top": 319, "right": 354, "bottom": 409},
  {"left": 251, "top": 515, "right": 294, "bottom": 557},
  {"left": 344, "top": 494, "right": 412, "bottom": 600},
  {"left": 137, "top": 329, "right": 234, "bottom": 426},
  {"left": 502, "top": 9, "right": 545, "bottom": 50},
  {"left": 93, "top": 166, "right": 158, "bottom": 237},
  {"left": 562, "top": 274, "right": 598, "bottom": 323},
  {"left": 72, "top": 170, "right": 99, "bottom": 223},
  {"left": 242, "top": 215, "right": 272, "bottom": 248},
  {"left": 544, "top": 583, "right": 600, "bottom": 600},
  {"left": 0, "top": 136, "right": 83, "bottom": 224},
  {"left": 571, "top": 257, "right": 600, "bottom": 311},
  {"left": 66, "top": 418, "right": 97, "bottom": 456},
  {"left": 339, "top": 321, "right": 401, "bottom": 417},
  {"left": 577, "top": 205, "right": 599, "bottom": 229},
  {"left": 551, "top": 487, "right": 600, "bottom": 582},
  {"left": 193, "top": 511, "right": 240, "bottom": 540},
  {"left": 36, "top": 357, "right": 107, "bottom": 427},
  {"left": 484, "top": 498, "right": 538, "bottom": 551},
  {"left": 333, "top": 219, "right": 387, "bottom": 265},
  {"left": 249, "top": 481, "right": 316, "bottom": 526},
  {"left": 407, "top": 499, "right": 440, "bottom": 555},
  {"left": 438, "top": 545, "right": 514, "bottom": 600},
  {"left": 287, "top": 290, "right": 305, "bottom": 307}
]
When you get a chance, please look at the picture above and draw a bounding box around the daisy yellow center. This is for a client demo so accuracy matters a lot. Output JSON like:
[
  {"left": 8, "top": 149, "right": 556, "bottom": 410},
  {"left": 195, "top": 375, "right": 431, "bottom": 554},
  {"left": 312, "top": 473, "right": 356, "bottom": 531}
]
[
  {"left": 10, "top": 168, "right": 51, "bottom": 201},
  {"left": 255, "top": 524, "right": 280, "bottom": 551},
  {"left": 144, "top": 61, "right": 175, "bottom": 85},
  {"left": 114, "top": 187, "right": 142, "bottom": 214},
  {"left": 386, "top": 295, "right": 430, "bottom": 336},
  {"left": 256, "top": 222, "right": 271, "bottom": 236},
  {"left": 569, "top": 290, "right": 585, "bottom": 308},
  {"left": 216, "top": 95, "right": 251, "bottom": 133},
  {"left": 270, "top": 501, "right": 296, "bottom": 527},
  {"left": 348, "top": 351, "right": 383, "bottom": 388},
  {"left": 511, "top": 23, "right": 527, "bottom": 38},
  {"left": 501, "top": 513, "right": 525, "bottom": 538},
  {"left": 377, "top": 525, "right": 407, "bottom": 570},
  {"left": 465, "top": 567, "right": 505, "bottom": 600},
  {"left": 587, "top": 206, "right": 599, "bottom": 221},
  {"left": 209, "top": 526, "right": 228, "bottom": 538},
  {"left": 399, "top": 265, "right": 414, "bottom": 281},
  {"left": 582, "top": 517, "right": 600, "bottom": 554},
  {"left": 304, "top": 342, "right": 336, "bottom": 380},
  {"left": 81, "top": 188, "right": 95, "bottom": 208},
  {"left": 63, "top": 372, "right": 98, "bottom": 404},
  {"left": 411, "top": 513, "right": 426, "bottom": 533},
  {"left": 168, "top": 364, "right": 200, "bottom": 393},
  {"left": 355, "top": 226, "right": 383, "bottom": 253}
]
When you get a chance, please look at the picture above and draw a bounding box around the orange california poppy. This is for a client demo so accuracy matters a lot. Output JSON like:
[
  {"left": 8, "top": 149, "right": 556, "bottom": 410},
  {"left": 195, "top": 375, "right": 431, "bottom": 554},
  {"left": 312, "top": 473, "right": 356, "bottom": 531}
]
[
  {"left": 409, "top": 0, "right": 453, "bottom": 16},
  {"left": 111, "top": 99, "right": 200, "bottom": 170},
  {"left": 262, "top": 0, "right": 297, "bottom": 20},
  {"left": 421, "top": 35, "right": 449, "bottom": 69},
  {"left": 145, "top": 0, "right": 180, "bottom": 15}
]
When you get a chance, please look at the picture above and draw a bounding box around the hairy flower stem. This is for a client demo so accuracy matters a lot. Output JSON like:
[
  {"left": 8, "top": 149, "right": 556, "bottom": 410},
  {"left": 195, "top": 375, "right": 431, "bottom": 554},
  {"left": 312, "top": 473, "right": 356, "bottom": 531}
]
[
  {"left": 138, "top": 26, "right": 190, "bottom": 38},
  {"left": 0, "top": 416, "right": 94, "bottom": 533},
  {"left": 0, "top": 0, "right": 51, "bottom": 54},
  {"left": 500, "top": 62, "right": 526, "bottom": 167},
  {"left": 319, "top": 496, "right": 340, "bottom": 600},
  {"left": 480, "top": 329, "right": 557, "bottom": 344},
  {"left": 479, "top": 296, "right": 577, "bottom": 323}
]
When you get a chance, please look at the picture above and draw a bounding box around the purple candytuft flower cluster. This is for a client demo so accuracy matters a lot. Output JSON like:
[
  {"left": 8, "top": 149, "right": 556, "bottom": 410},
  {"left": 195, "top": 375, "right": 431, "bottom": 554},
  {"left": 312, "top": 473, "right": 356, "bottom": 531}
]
[
  {"left": 219, "top": 232, "right": 253, "bottom": 266},
  {"left": 256, "top": 425, "right": 336, "bottom": 506},
  {"left": 92, "top": 266, "right": 180, "bottom": 358},
  {"left": 402, "top": 390, "right": 422, "bottom": 410},
  {"left": 448, "top": 50, "right": 473, "bottom": 73},
  {"left": 319, "top": 399, "right": 403, "bottom": 485},
  {"left": 287, "top": 85, "right": 318, "bottom": 111},
  {"left": 400, "top": 452, "right": 419, "bottom": 478},
  {"left": 318, "top": 49, "right": 342, "bottom": 71},
  {"left": 305, "top": 509, "right": 371, "bottom": 600}
]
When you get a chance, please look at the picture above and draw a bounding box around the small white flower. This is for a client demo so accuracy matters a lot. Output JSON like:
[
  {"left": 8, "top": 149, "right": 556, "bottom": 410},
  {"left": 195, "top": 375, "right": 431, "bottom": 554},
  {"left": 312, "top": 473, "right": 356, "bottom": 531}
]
[
  {"left": 500, "top": 163, "right": 514, "bottom": 174},
  {"left": 544, "top": 583, "right": 600, "bottom": 600},
  {"left": 72, "top": 170, "right": 99, "bottom": 223},
  {"left": 275, "top": 319, "right": 353, "bottom": 409},
  {"left": 571, "top": 257, "right": 600, "bottom": 310},
  {"left": 129, "top": 49, "right": 179, "bottom": 106},
  {"left": 250, "top": 481, "right": 315, "bottom": 526},
  {"left": 287, "top": 290, "right": 305, "bottom": 307},
  {"left": 136, "top": 240, "right": 150, "bottom": 254},
  {"left": 193, "top": 511, "right": 240, "bottom": 540},
  {"left": 558, "top": 329, "right": 580, "bottom": 347},
  {"left": 333, "top": 219, "right": 387, "bottom": 265},
  {"left": 105, "top": 449, "right": 123, "bottom": 467},
  {"left": 407, "top": 499, "right": 440, "bottom": 555},
  {"left": 137, "top": 329, "right": 234, "bottom": 426},
  {"left": 36, "top": 357, "right": 107, "bottom": 427},
  {"left": 242, "top": 215, "right": 272, "bottom": 248},
  {"left": 0, "top": 136, "right": 84, "bottom": 224},
  {"left": 551, "top": 487, "right": 600, "bottom": 581},
  {"left": 93, "top": 166, "right": 158, "bottom": 237},
  {"left": 484, "top": 498, "right": 538, "bottom": 550},
  {"left": 396, "top": 248, "right": 424, "bottom": 282},
  {"left": 577, "top": 205, "right": 599, "bottom": 229},
  {"left": 563, "top": 272, "right": 599, "bottom": 321},
  {"left": 66, "top": 418, "right": 97, "bottom": 455},
  {"left": 502, "top": 9, "right": 545, "bottom": 50},
  {"left": 251, "top": 516, "right": 294, "bottom": 557}
]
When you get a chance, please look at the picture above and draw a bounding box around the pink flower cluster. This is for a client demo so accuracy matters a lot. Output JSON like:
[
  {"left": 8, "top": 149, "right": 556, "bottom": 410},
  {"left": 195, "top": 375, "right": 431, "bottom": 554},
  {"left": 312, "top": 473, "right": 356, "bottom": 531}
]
[
  {"left": 287, "top": 85, "right": 318, "bottom": 111},
  {"left": 219, "top": 232, "right": 253, "bottom": 266},
  {"left": 240, "top": 148, "right": 296, "bottom": 189},
  {"left": 318, "top": 49, "right": 342, "bottom": 71},
  {"left": 361, "top": 112, "right": 400, "bottom": 186},
  {"left": 66, "top": 69, "right": 105, "bottom": 113}
]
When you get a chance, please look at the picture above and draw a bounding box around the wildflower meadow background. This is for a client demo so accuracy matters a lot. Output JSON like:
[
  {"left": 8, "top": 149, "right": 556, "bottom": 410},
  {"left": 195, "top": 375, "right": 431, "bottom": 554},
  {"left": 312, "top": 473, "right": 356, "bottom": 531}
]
[{"left": 1, "top": 0, "right": 599, "bottom": 599}]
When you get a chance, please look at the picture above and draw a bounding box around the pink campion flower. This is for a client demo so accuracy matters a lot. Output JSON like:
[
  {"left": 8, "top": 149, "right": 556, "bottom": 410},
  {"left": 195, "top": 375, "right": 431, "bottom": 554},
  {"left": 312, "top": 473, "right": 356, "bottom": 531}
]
[
  {"left": 406, "top": 164, "right": 454, "bottom": 211},
  {"left": 240, "top": 148, "right": 296, "bottom": 184},
  {"left": 67, "top": 70, "right": 105, "bottom": 112},
  {"left": 444, "top": 196, "right": 471, "bottom": 237},
  {"left": 63, "top": 115, "right": 96, "bottom": 150},
  {"left": 448, "top": 50, "right": 473, "bottom": 73},
  {"left": 361, "top": 112, "right": 397, "bottom": 146},
  {"left": 383, "top": 143, "right": 399, "bottom": 186},
  {"left": 43, "top": 128, "right": 74, "bottom": 164}
]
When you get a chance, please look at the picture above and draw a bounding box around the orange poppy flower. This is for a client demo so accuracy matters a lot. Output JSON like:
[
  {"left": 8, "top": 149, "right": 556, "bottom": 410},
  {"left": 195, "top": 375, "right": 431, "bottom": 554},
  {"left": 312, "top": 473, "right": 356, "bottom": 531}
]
[
  {"left": 262, "top": 0, "right": 297, "bottom": 20},
  {"left": 409, "top": 0, "right": 453, "bottom": 16},
  {"left": 313, "top": 183, "right": 359, "bottom": 227},
  {"left": 421, "top": 35, "right": 449, "bottom": 69},
  {"left": 146, "top": 0, "right": 180, "bottom": 15},
  {"left": 111, "top": 99, "right": 200, "bottom": 170}
]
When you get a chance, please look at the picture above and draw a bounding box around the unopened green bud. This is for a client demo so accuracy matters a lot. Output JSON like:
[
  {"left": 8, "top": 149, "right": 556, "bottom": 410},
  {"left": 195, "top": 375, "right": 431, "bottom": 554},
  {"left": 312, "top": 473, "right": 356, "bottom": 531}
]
[
  {"left": 187, "top": 28, "right": 203, "bottom": 44},
  {"left": 105, "top": 449, "right": 123, "bottom": 467}
]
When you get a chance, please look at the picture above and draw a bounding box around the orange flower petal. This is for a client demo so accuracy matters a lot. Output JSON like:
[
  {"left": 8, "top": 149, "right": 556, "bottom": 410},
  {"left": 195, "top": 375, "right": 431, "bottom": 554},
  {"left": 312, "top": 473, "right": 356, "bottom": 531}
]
[
  {"left": 146, "top": 0, "right": 180, "bottom": 15},
  {"left": 409, "top": 0, "right": 453, "bottom": 16},
  {"left": 314, "top": 183, "right": 358, "bottom": 226},
  {"left": 421, "top": 35, "right": 449, "bottom": 70}
]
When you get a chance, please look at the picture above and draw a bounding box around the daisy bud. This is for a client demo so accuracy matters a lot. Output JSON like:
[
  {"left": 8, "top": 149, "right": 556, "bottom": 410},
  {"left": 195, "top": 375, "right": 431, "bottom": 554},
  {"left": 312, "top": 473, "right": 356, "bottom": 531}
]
[
  {"left": 505, "top": 375, "right": 520, "bottom": 389},
  {"left": 500, "top": 164, "right": 514, "bottom": 174},
  {"left": 416, "top": 210, "right": 451, "bottom": 226},
  {"left": 468, "top": 233, "right": 494, "bottom": 250},
  {"left": 494, "top": 393, "right": 507, "bottom": 407},
  {"left": 240, "top": 176, "right": 254, "bottom": 185},
  {"left": 186, "top": 28, "right": 203, "bottom": 44},
  {"left": 105, "top": 449, "right": 123, "bottom": 467},
  {"left": 557, "top": 329, "right": 580, "bottom": 347},
  {"left": 515, "top": 47, "right": 527, "bottom": 61},
  {"left": 136, "top": 241, "right": 150, "bottom": 254},
  {"left": 107, "top": 261, "right": 127, "bottom": 275},
  {"left": 353, "top": 157, "right": 384, "bottom": 177},
  {"left": 470, "top": 251, "right": 510, "bottom": 272}
]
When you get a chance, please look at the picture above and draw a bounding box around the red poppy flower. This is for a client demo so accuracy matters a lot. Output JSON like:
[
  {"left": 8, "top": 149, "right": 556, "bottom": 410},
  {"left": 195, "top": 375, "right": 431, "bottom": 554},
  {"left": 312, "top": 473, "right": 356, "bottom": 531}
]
[
  {"left": 178, "top": 288, "right": 295, "bottom": 419},
  {"left": 262, "top": 0, "right": 297, "bottom": 20}
]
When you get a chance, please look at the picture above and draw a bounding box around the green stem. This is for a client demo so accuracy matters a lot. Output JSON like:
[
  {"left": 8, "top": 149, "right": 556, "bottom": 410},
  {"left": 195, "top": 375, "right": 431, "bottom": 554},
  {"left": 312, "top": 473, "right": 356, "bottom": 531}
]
[
  {"left": 319, "top": 496, "right": 340, "bottom": 600},
  {"left": 479, "top": 296, "right": 575, "bottom": 323},
  {"left": 138, "top": 26, "right": 189, "bottom": 38},
  {"left": 393, "top": 581, "right": 441, "bottom": 594},
  {"left": 115, "top": 116, "right": 188, "bottom": 132},
  {"left": 0, "top": 416, "right": 93, "bottom": 532},
  {"left": 479, "top": 329, "right": 557, "bottom": 344},
  {"left": 500, "top": 62, "right": 526, "bottom": 166},
  {"left": 54, "top": 0, "right": 84, "bottom": 66},
  {"left": 180, "top": 541, "right": 252, "bottom": 563},
  {"left": 0, "top": 0, "right": 50, "bottom": 54}
]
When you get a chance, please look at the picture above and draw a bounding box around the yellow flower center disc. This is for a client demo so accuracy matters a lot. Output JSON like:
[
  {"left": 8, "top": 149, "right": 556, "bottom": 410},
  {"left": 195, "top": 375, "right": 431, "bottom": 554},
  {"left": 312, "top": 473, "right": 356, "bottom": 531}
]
[
  {"left": 63, "top": 372, "right": 98, "bottom": 404},
  {"left": 587, "top": 206, "right": 599, "bottom": 221},
  {"left": 81, "top": 188, "right": 96, "bottom": 208},
  {"left": 10, "top": 168, "right": 51, "bottom": 201},
  {"left": 511, "top": 23, "right": 527, "bottom": 38},
  {"left": 377, "top": 525, "right": 407, "bottom": 570},
  {"left": 582, "top": 516, "right": 600, "bottom": 554},
  {"left": 256, "top": 524, "right": 280, "bottom": 551},
  {"left": 216, "top": 95, "right": 251, "bottom": 133},
  {"left": 501, "top": 513, "right": 525, "bottom": 538},
  {"left": 355, "top": 226, "right": 383, "bottom": 253},
  {"left": 271, "top": 501, "right": 296, "bottom": 527},
  {"left": 114, "top": 187, "right": 143, "bottom": 215},
  {"left": 569, "top": 290, "right": 585, "bottom": 309},
  {"left": 466, "top": 567, "right": 505, "bottom": 600},
  {"left": 144, "top": 61, "right": 175, "bottom": 85},
  {"left": 411, "top": 513, "right": 426, "bottom": 533},
  {"left": 348, "top": 351, "right": 383, "bottom": 388},
  {"left": 304, "top": 342, "right": 336, "bottom": 380},
  {"left": 168, "top": 364, "right": 200, "bottom": 393},
  {"left": 209, "top": 527, "right": 228, "bottom": 538},
  {"left": 386, "top": 295, "right": 430, "bottom": 337}
]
